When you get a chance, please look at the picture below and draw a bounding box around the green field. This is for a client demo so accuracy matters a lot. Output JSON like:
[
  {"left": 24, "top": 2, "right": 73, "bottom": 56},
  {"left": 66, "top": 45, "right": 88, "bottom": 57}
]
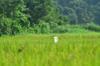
[{"left": 0, "top": 33, "right": 100, "bottom": 66}]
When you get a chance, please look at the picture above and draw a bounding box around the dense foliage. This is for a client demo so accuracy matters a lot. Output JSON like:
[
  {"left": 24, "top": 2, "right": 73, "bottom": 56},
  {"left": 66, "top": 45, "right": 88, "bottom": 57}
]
[
  {"left": 0, "top": 0, "right": 100, "bottom": 35},
  {"left": 58, "top": 0, "right": 100, "bottom": 24}
]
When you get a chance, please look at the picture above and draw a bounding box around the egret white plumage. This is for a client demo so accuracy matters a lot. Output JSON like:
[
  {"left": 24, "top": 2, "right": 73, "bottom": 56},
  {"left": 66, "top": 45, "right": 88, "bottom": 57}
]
[{"left": 54, "top": 36, "right": 58, "bottom": 44}]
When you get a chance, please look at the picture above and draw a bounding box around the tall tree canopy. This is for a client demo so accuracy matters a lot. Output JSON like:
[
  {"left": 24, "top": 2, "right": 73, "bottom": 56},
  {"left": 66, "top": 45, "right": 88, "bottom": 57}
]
[{"left": 57, "top": 0, "right": 100, "bottom": 25}]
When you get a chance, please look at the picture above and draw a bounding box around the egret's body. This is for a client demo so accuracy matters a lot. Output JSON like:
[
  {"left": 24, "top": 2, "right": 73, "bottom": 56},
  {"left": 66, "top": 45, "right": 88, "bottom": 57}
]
[{"left": 54, "top": 36, "right": 58, "bottom": 44}]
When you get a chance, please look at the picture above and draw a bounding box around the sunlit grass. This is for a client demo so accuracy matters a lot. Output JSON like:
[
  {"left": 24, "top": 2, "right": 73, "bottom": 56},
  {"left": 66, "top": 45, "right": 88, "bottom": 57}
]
[{"left": 0, "top": 33, "right": 100, "bottom": 66}]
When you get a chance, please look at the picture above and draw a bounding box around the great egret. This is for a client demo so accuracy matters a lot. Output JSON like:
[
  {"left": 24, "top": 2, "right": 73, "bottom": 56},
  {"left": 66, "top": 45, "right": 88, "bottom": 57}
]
[{"left": 54, "top": 36, "right": 58, "bottom": 44}]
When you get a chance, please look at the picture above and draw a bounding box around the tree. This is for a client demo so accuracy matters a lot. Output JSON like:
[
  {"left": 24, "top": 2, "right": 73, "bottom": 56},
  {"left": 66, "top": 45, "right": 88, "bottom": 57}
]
[{"left": 57, "top": 0, "right": 100, "bottom": 25}]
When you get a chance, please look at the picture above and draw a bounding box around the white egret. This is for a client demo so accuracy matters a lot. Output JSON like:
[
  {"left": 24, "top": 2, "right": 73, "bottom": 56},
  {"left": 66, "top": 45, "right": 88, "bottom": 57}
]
[{"left": 54, "top": 36, "right": 58, "bottom": 44}]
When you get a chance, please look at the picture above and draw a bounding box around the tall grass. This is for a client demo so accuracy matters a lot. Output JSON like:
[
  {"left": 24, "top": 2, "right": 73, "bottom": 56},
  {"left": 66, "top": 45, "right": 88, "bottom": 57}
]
[{"left": 0, "top": 33, "right": 100, "bottom": 66}]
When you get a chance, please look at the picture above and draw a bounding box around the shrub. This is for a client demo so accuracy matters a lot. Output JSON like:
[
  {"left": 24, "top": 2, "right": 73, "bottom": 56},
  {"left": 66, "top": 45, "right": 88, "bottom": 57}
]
[
  {"left": 52, "top": 25, "right": 68, "bottom": 33},
  {"left": 0, "top": 17, "right": 22, "bottom": 35},
  {"left": 84, "top": 23, "right": 100, "bottom": 32},
  {"left": 67, "top": 25, "right": 89, "bottom": 33},
  {"left": 34, "top": 21, "right": 51, "bottom": 34}
]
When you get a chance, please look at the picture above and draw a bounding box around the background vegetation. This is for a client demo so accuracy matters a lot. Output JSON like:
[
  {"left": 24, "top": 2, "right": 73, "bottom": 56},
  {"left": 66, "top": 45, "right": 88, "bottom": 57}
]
[{"left": 0, "top": 0, "right": 100, "bottom": 35}]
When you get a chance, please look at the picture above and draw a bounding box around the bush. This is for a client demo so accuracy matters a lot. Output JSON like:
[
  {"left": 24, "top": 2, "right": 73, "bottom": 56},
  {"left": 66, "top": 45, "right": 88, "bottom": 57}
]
[
  {"left": 0, "top": 18, "right": 12, "bottom": 35},
  {"left": 34, "top": 21, "right": 51, "bottom": 34},
  {"left": 52, "top": 25, "right": 68, "bottom": 33},
  {"left": 0, "top": 17, "right": 22, "bottom": 35},
  {"left": 66, "top": 25, "right": 89, "bottom": 33},
  {"left": 84, "top": 23, "right": 100, "bottom": 32}
]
